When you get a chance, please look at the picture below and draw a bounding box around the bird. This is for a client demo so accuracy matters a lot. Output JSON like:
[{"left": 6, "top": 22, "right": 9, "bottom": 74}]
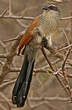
[{"left": 12, "top": 4, "right": 60, "bottom": 107}]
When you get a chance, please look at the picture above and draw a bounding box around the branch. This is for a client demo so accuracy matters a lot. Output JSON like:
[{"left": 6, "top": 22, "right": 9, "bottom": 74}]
[
  {"left": 3, "top": 37, "right": 19, "bottom": 43},
  {"left": 63, "top": 29, "right": 70, "bottom": 45},
  {"left": 29, "top": 96, "right": 70, "bottom": 102},
  {"left": 41, "top": 47, "right": 54, "bottom": 71},
  {"left": 0, "top": 13, "right": 72, "bottom": 21},
  {"left": 0, "top": 40, "right": 7, "bottom": 52},
  {"left": 0, "top": 79, "right": 16, "bottom": 88},
  {"left": 62, "top": 48, "right": 72, "bottom": 98},
  {"left": 0, "top": 54, "right": 7, "bottom": 58},
  {"left": 0, "top": 92, "right": 11, "bottom": 110},
  {"left": 56, "top": 44, "right": 72, "bottom": 53},
  {"left": 1, "top": 8, "right": 8, "bottom": 17},
  {"left": 0, "top": 31, "right": 25, "bottom": 83},
  {"left": 62, "top": 48, "right": 71, "bottom": 71},
  {"left": 61, "top": 16, "right": 72, "bottom": 20},
  {"left": 0, "top": 60, "right": 4, "bottom": 65},
  {"left": 41, "top": 47, "right": 71, "bottom": 96},
  {"left": 0, "top": 7, "right": 72, "bottom": 21},
  {"left": 0, "top": 15, "right": 34, "bottom": 20}
]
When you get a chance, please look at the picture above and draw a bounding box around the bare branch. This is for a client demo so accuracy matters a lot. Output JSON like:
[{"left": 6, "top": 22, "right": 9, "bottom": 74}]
[
  {"left": 16, "top": 19, "right": 28, "bottom": 28},
  {"left": 1, "top": 8, "right": 8, "bottom": 17},
  {"left": 61, "top": 16, "right": 72, "bottom": 20},
  {"left": 41, "top": 47, "right": 54, "bottom": 71},
  {"left": 41, "top": 47, "right": 71, "bottom": 96},
  {"left": 0, "top": 60, "right": 4, "bottom": 65},
  {"left": 9, "top": 0, "right": 12, "bottom": 15},
  {"left": 0, "top": 13, "right": 72, "bottom": 21},
  {"left": 0, "top": 40, "right": 7, "bottom": 52},
  {"left": 0, "top": 15, "right": 34, "bottom": 20},
  {"left": 56, "top": 44, "right": 72, "bottom": 53},
  {"left": 0, "top": 79, "right": 16, "bottom": 88},
  {"left": 63, "top": 29, "right": 70, "bottom": 45},
  {"left": 29, "top": 96, "right": 70, "bottom": 102},
  {"left": 0, "top": 31, "right": 25, "bottom": 83},
  {"left": 0, "top": 54, "right": 7, "bottom": 58},
  {"left": 3, "top": 37, "right": 19, "bottom": 43},
  {"left": 62, "top": 48, "right": 71, "bottom": 71},
  {"left": 67, "top": 74, "right": 72, "bottom": 78},
  {"left": 0, "top": 92, "right": 11, "bottom": 110}
]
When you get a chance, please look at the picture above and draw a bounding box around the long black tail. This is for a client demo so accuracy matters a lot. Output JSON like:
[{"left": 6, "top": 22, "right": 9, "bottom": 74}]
[{"left": 12, "top": 54, "right": 35, "bottom": 107}]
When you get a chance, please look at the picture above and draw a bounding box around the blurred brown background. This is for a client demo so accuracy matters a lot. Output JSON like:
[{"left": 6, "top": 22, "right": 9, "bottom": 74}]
[{"left": 0, "top": 0, "right": 72, "bottom": 110}]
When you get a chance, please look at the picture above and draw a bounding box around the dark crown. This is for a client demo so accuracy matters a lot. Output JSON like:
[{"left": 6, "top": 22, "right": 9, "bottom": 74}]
[{"left": 42, "top": 4, "right": 59, "bottom": 12}]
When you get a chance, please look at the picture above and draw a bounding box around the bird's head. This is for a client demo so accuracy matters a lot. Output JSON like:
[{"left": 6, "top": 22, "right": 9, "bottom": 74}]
[{"left": 42, "top": 4, "right": 59, "bottom": 16}]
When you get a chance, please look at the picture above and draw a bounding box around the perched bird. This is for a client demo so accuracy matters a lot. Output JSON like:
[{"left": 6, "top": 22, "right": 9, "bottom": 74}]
[{"left": 12, "top": 4, "right": 60, "bottom": 107}]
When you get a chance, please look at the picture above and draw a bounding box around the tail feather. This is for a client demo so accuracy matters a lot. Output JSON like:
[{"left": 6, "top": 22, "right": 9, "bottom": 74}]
[
  {"left": 12, "top": 55, "right": 29, "bottom": 104},
  {"left": 12, "top": 54, "right": 35, "bottom": 107},
  {"left": 16, "top": 60, "right": 35, "bottom": 107}
]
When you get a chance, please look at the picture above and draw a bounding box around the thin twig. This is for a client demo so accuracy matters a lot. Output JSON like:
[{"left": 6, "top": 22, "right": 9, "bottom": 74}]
[
  {"left": 67, "top": 74, "right": 72, "bottom": 78},
  {"left": 41, "top": 47, "right": 54, "bottom": 71},
  {"left": 41, "top": 47, "right": 70, "bottom": 96},
  {"left": 3, "top": 31, "right": 26, "bottom": 43},
  {"left": 9, "top": 0, "right": 12, "bottom": 15},
  {"left": 63, "top": 29, "right": 70, "bottom": 45},
  {"left": 61, "top": 16, "right": 72, "bottom": 20},
  {"left": 0, "top": 31, "right": 25, "bottom": 83},
  {"left": 56, "top": 44, "right": 72, "bottom": 53},
  {"left": 3, "top": 37, "right": 19, "bottom": 43},
  {"left": 62, "top": 48, "right": 71, "bottom": 71},
  {"left": 0, "top": 92, "right": 11, "bottom": 110},
  {"left": 0, "top": 15, "right": 34, "bottom": 20},
  {"left": 29, "top": 96, "right": 70, "bottom": 102},
  {"left": 0, "top": 13, "right": 72, "bottom": 20},
  {"left": 29, "top": 101, "right": 58, "bottom": 110},
  {"left": 0, "top": 54, "right": 7, "bottom": 58},
  {"left": 62, "top": 48, "right": 72, "bottom": 98},
  {"left": 1, "top": 8, "right": 8, "bottom": 17},
  {"left": 0, "top": 40, "right": 7, "bottom": 52},
  {"left": 0, "top": 79, "right": 16, "bottom": 88},
  {"left": 16, "top": 19, "right": 28, "bottom": 28},
  {"left": 0, "top": 60, "right": 4, "bottom": 65}
]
